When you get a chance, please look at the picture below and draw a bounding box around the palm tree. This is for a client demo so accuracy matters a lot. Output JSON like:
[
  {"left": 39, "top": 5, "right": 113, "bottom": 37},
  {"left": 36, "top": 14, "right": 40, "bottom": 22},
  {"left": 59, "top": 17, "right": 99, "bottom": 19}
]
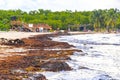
[
  {"left": 91, "top": 10, "right": 102, "bottom": 32},
  {"left": 104, "top": 8, "right": 118, "bottom": 32}
]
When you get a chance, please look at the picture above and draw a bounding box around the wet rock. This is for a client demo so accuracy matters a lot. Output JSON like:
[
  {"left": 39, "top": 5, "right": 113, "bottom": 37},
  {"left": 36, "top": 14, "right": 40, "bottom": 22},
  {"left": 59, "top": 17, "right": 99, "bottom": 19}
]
[
  {"left": 14, "top": 39, "right": 24, "bottom": 45},
  {"left": 47, "top": 57, "right": 71, "bottom": 62},
  {"left": 74, "top": 52, "right": 88, "bottom": 56},
  {"left": 8, "top": 39, "right": 24, "bottom": 45},
  {"left": 92, "top": 74, "right": 114, "bottom": 80},
  {"left": 0, "top": 38, "right": 8, "bottom": 45},
  {"left": 78, "top": 66, "right": 89, "bottom": 69},
  {"left": 31, "top": 74, "right": 47, "bottom": 80},
  {"left": 40, "top": 61, "right": 72, "bottom": 72},
  {"left": 55, "top": 56, "right": 71, "bottom": 60},
  {"left": 8, "top": 39, "right": 14, "bottom": 44},
  {"left": 24, "top": 74, "right": 47, "bottom": 80},
  {"left": 0, "top": 38, "right": 24, "bottom": 45}
]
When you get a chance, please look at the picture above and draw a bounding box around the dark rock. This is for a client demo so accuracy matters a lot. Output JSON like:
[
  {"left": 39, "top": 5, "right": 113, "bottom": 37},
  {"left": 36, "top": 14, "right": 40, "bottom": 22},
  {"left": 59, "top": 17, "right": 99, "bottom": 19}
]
[
  {"left": 92, "top": 74, "right": 115, "bottom": 80},
  {"left": 74, "top": 52, "right": 87, "bottom": 56},
  {"left": 14, "top": 39, "right": 25, "bottom": 45},
  {"left": 0, "top": 38, "right": 8, "bottom": 45},
  {"left": 8, "top": 39, "right": 24, "bottom": 45},
  {"left": 78, "top": 66, "right": 89, "bottom": 69},
  {"left": 0, "top": 38, "right": 24, "bottom": 45},
  {"left": 8, "top": 39, "right": 14, "bottom": 44},
  {"left": 32, "top": 74, "right": 47, "bottom": 80},
  {"left": 55, "top": 56, "right": 71, "bottom": 60},
  {"left": 24, "top": 74, "right": 47, "bottom": 80},
  {"left": 40, "top": 61, "right": 72, "bottom": 72}
]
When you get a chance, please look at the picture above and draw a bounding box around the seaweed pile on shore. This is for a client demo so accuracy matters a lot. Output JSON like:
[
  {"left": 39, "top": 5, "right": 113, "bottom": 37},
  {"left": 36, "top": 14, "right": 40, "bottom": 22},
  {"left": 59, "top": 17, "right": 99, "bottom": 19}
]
[{"left": 0, "top": 33, "right": 82, "bottom": 80}]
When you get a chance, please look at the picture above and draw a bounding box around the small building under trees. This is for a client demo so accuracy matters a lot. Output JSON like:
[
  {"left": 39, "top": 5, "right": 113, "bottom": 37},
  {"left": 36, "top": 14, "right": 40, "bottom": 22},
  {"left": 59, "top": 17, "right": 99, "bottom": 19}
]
[
  {"left": 10, "top": 16, "right": 52, "bottom": 32},
  {"left": 23, "top": 23, "right": 52, "bottom": 32}
]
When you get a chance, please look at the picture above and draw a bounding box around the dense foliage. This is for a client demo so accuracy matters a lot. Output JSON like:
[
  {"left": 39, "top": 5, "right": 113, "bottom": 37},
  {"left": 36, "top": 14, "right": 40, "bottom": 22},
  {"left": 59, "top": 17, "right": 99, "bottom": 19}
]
[{"left": 0, "top": 8, "right": 120, "bottom": 32}]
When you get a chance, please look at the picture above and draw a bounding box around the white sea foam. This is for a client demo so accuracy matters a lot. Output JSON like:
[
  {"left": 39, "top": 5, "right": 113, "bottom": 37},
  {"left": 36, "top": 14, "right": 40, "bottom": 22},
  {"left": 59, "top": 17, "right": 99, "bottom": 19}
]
[{"left": 41, "top": 33, "right": 120, "bottom": 80}]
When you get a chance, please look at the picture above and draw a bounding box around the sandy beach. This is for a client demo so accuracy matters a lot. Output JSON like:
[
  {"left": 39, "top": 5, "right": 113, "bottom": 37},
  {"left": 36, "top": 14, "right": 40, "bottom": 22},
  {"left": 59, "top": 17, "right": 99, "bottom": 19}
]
[
  {"left": 0, "top": 31, "right": 96, "bottom": 39},
  {"left": 0, "top": 31, "right": 52, "bottom": 39},
  {"left": 0, "top": 31, "right": 52, "bottom": 62}
]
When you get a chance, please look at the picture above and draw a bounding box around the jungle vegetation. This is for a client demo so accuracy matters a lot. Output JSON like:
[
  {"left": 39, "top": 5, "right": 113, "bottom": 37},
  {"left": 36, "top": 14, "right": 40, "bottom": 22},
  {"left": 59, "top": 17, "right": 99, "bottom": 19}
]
[{"left": 0, "top": 8, "right": 120, "bottom": 32}]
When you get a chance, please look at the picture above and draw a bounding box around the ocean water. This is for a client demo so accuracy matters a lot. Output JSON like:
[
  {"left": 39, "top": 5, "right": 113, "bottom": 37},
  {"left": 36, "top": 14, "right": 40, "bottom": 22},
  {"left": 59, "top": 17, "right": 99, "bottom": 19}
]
[{"left": 41, "top": 33, "right": 120, "bottom": 80}]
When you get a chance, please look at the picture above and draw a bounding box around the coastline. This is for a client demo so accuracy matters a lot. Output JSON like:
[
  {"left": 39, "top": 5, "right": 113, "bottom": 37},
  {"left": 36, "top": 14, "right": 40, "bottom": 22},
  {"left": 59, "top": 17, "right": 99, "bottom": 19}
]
[
  {"left": 0, "top": 32, "right": 119, "bottom": 79},
  {"left": 0, "top": 32, "right": 82, "bottom": 79}
]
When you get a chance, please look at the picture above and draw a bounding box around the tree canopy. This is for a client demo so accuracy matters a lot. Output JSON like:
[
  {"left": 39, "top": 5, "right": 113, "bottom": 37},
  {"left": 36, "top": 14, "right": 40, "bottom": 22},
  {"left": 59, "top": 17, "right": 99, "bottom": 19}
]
[{"left": 0, "top": 8, "right": 120, "bottom": 32}]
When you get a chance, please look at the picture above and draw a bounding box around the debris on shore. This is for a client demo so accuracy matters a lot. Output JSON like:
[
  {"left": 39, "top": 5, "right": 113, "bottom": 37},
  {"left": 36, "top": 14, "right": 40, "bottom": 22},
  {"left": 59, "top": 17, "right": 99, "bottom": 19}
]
[{"left": 0, "top": 33, "right": 82, "bottom": 79}]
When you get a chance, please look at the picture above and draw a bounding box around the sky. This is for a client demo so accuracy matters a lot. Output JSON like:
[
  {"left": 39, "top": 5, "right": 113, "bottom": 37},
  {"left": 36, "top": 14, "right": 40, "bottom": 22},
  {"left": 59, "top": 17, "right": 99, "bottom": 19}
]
[{"left": 0, "top": 0, "right": 120, "bottom": 12}]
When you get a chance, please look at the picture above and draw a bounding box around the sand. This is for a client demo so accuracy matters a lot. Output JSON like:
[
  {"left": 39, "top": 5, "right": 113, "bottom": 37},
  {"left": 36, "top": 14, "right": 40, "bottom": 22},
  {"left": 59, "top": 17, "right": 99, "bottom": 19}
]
[
  {"left": 0, "top": 31, "right": 52, "bottom": 39},
  {"left": 0, "top": 31, "right": 52, "bottom": 59}
]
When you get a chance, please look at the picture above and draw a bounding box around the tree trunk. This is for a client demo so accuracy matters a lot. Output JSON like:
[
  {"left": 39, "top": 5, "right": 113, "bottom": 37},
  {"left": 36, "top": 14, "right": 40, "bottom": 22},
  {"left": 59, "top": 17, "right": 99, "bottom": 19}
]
[{"left": 106, "top": 26, "right": 110, "bottom": 33}]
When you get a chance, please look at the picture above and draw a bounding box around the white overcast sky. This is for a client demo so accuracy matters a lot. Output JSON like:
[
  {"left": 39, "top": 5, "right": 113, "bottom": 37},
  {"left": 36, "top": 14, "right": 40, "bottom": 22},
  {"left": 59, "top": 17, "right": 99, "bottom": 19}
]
[{"left": 0, "top": 0, "right": 120, "bottom": 12}]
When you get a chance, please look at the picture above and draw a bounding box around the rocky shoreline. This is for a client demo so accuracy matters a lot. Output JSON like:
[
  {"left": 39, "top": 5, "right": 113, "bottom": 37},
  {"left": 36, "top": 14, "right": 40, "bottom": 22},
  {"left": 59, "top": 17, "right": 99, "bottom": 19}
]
[{"left": 0, "top": 33, "right": 82, "bottom": 80}]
